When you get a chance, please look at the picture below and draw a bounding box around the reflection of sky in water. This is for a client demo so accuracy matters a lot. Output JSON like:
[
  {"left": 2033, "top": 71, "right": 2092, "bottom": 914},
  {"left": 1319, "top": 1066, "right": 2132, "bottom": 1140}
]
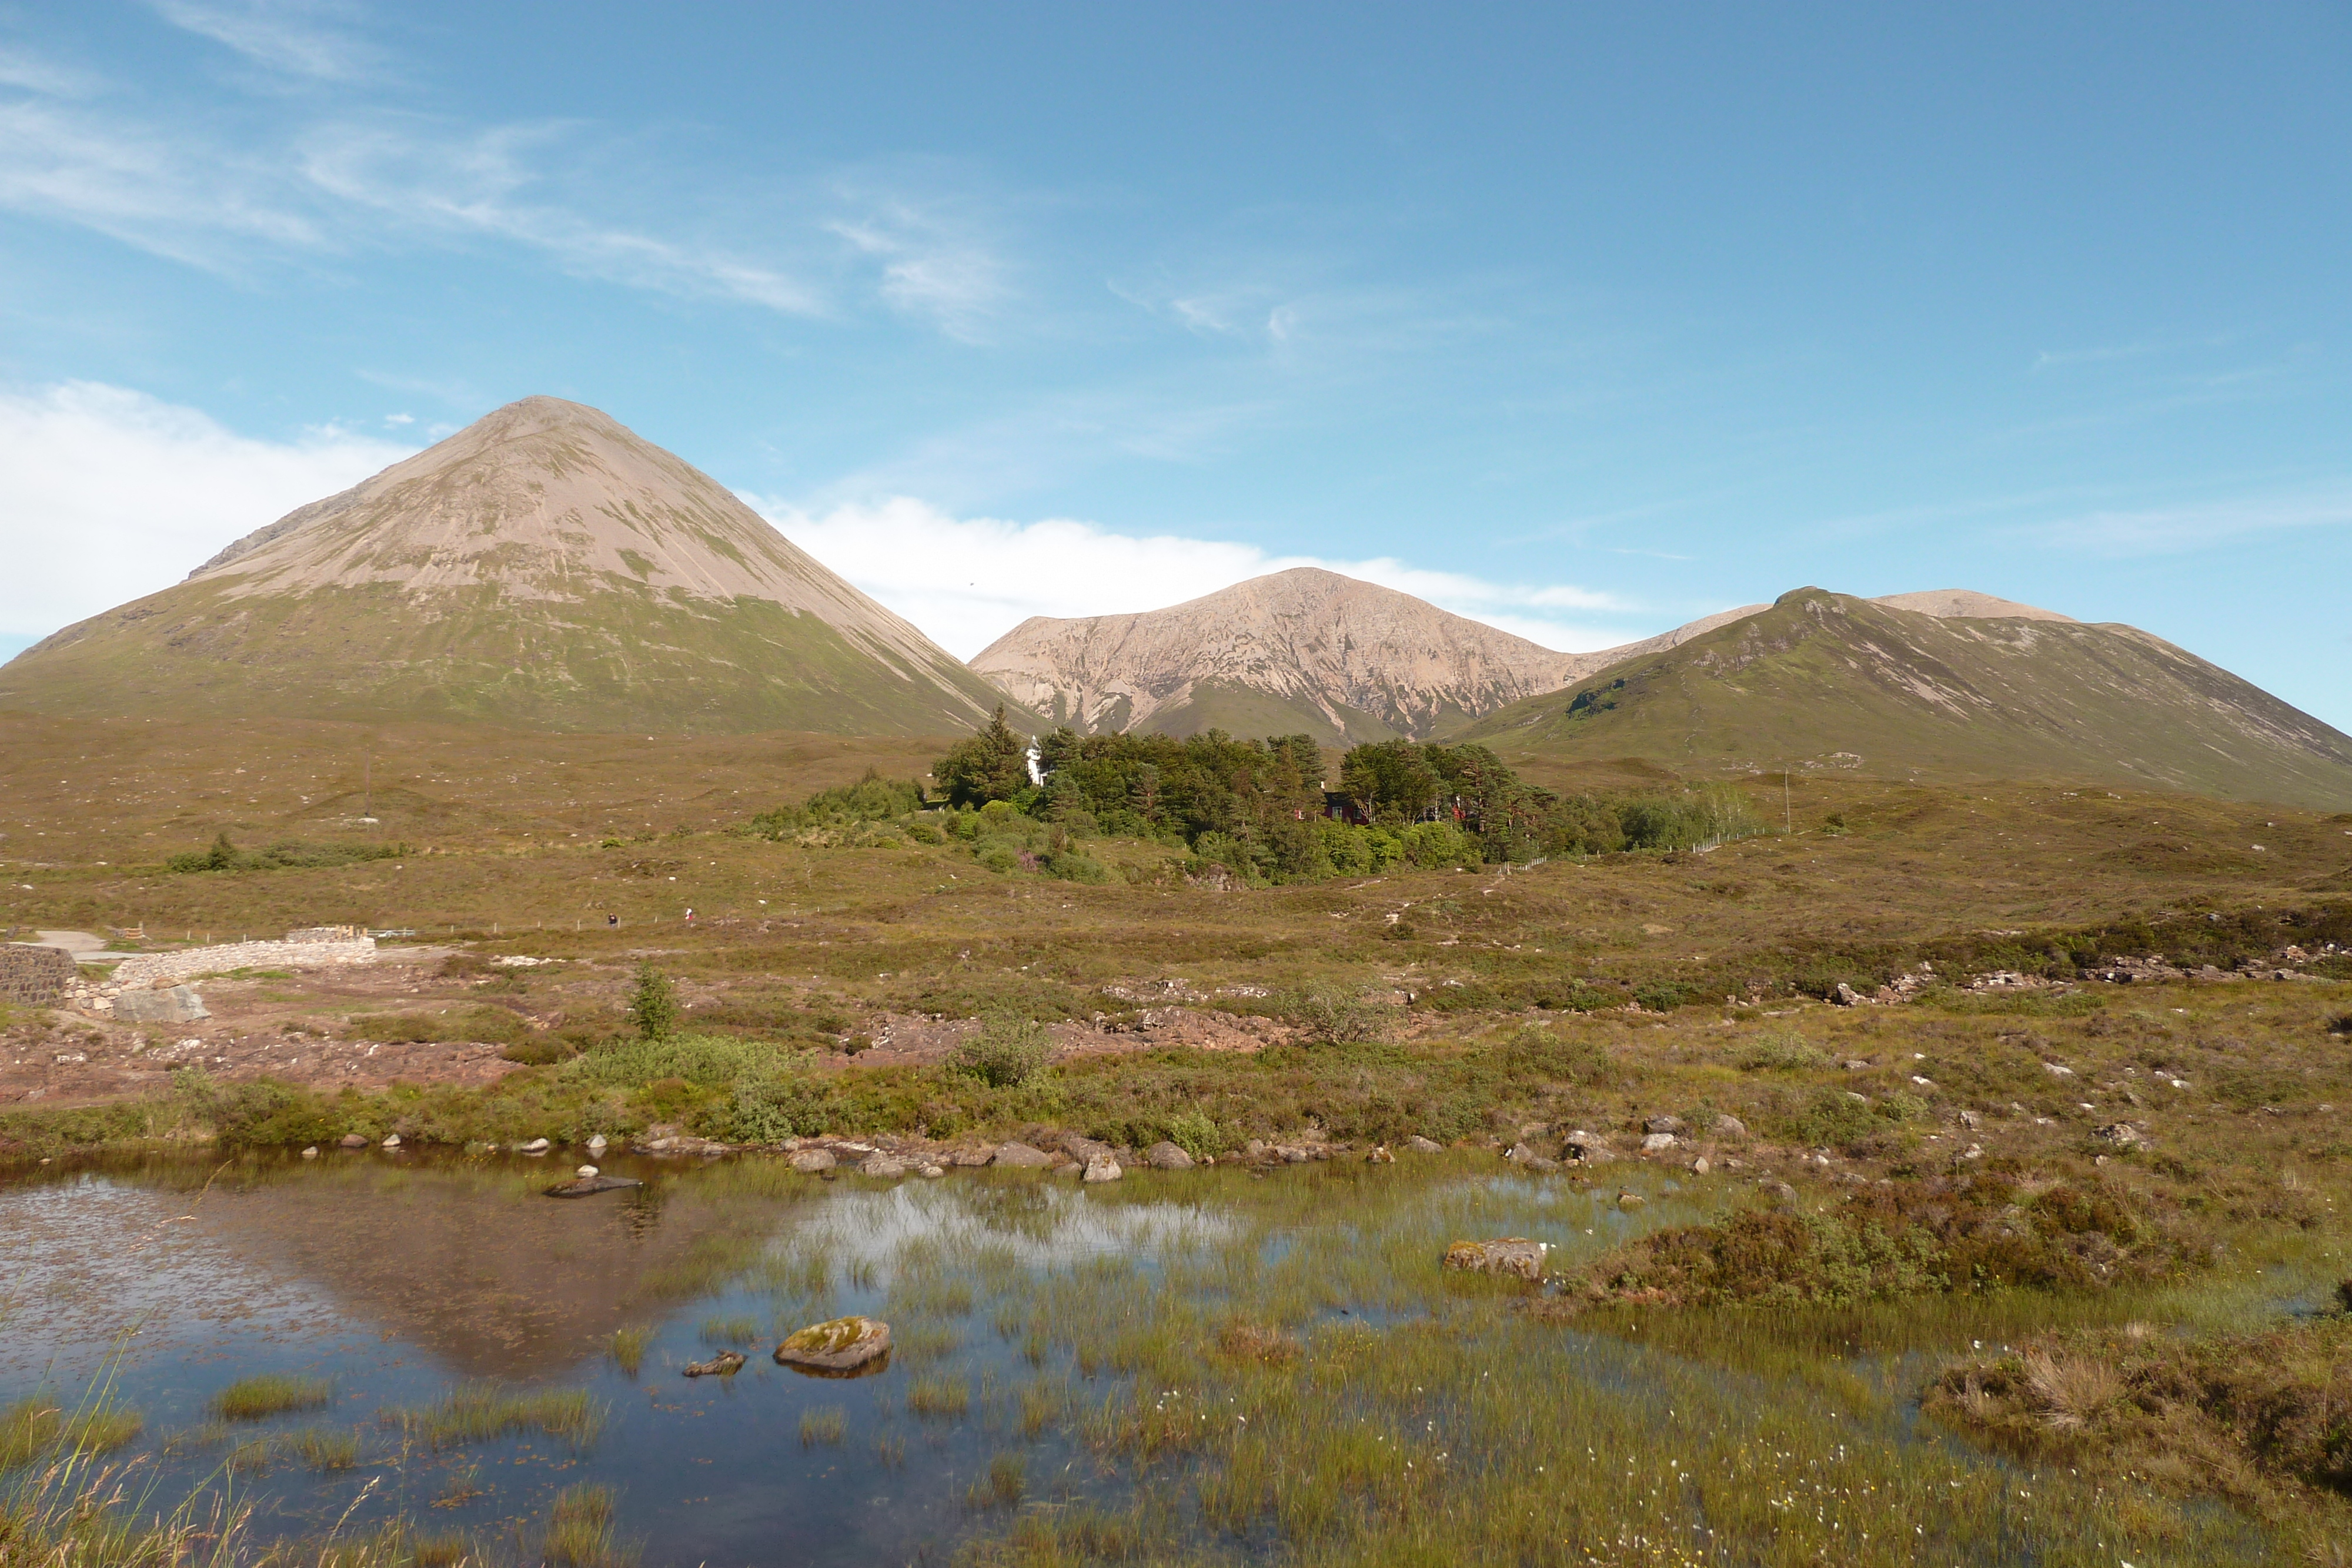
[
  {"left": 791, "top": 1178, "right": 1240, "bottom": 1278},
  {"left": 0, "top": 1177, "right": 347, "bottom": 1388}
]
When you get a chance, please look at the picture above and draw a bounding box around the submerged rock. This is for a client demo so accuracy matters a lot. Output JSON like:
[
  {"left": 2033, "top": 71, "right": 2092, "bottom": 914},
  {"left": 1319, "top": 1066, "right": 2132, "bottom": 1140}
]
[
  {"left": 1442, "top": 1238, "right": 1549, "bottom": 1281},
  {"left": 544, "top": 1174, "right": 643, "bottom": 1198},
  {"left": 681, "top": 1350, "right": 746, "bottom": 1378},
  {"left": 1082, "top": 1156, "right": 1123, "bottom": 1183},
  {"left": 519, "top": 1138, "right": 552, "bottom": 1155},
  {"left": 775, "top": 1316, "right": 891, "bottom": 1375},
  {"left": 789, "top": 1148, "right": 836, "bottom": 1174},
  {"left": 300, "top": 1146, "right": 319, "bottom": 1159},
  {"left": 859, "top": 1154, "right": 908, "bottom": 1179}
]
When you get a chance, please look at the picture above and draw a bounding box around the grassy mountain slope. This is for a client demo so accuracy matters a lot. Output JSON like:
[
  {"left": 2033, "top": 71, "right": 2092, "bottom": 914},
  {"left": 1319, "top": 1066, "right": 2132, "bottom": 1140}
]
[
  {"left": 0, "top": 397, "right": 1020, "bottom": 737},
  {"left": 1456, "top": 587, "right": 2352, "bottom": 811}
]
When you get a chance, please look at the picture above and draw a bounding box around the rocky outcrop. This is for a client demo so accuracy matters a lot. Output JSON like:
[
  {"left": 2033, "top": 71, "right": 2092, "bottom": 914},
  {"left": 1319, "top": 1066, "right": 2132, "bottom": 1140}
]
[{"left": 775, "top": 1316, "right": 891, "bottom": 1375}]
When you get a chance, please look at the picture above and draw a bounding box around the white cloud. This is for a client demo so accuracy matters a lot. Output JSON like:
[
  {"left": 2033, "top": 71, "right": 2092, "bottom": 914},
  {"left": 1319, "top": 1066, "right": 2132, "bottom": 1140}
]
[
  {"left": 2040, "top": 486, "right": 2352, "bottom": 556},
  {"left": 826, "top": 196, "right": 1009, "bottom": 342},
  {"left": 745, "top": 493, "right": 1640, "bottom": 660},
  {"left": 0, "top": 382, "right": 413, "bottom": 641},
  {"left": 149, "top": 0, "right": 380, "bottom": 82}
]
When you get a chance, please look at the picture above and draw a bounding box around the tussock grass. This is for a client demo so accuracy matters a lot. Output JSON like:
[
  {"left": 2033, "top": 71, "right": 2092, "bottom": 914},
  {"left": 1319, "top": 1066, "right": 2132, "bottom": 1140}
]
[
  {"left": 0, "top": 1398, "right": 143, "bottom": 1468},
  {"left": 797, "top": 1405, "right": 846, "bottom": 1446},
  {"left": 385, "top": 1383, "right": 605, "bottom": 1450},
  {"left": 542, "top": 1483, "right": 634, "bottom": 1568},
  {"left": 697, "top": 1315, "right": 761, "bottom": 1346},
  {"left": 965, "top": 1452, "right": 1024, "bottom": 1509},
  {"left": 905, "top": 1376, "right": 970, "bottom": 1419},
  {"left": 211, "top": 1373, "right": 332, "bottom": 1421},
  {"left": 606, "top": 1326, "right": 650, "bottom": 1375}
]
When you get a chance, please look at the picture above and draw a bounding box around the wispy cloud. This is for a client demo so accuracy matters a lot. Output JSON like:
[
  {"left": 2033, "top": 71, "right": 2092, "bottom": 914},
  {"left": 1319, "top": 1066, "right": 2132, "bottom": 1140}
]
[
  {"left": 2037, "top": 484, "right": 2352, "bottom": 556},
  {"left": 149, "top": 0, "right": 379, "bottom": 82},
  {"left": 744, "top": 493, "right": 1639, "bottom": 659},
  {"left": 0, "top": 381, "right": 413, "bottom": 640},
  {"left": 826, "top": 193, "right": 1010, "bottom": 342}
]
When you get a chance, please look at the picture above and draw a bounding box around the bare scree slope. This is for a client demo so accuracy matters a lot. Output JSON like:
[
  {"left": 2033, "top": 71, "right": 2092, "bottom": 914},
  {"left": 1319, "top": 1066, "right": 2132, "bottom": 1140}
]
[{"left": 0, "top": 397, "right": 1012, "bottom": 736}]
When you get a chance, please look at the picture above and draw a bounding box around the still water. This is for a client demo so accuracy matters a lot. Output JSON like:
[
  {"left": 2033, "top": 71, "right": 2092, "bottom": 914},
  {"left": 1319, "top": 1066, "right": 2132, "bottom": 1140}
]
[{"left": 0, "top": 1151, "right": 1272, "bottom": 1565}]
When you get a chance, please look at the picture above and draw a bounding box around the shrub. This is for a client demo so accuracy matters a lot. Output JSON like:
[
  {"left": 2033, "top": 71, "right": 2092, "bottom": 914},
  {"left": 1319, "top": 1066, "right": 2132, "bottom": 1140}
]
[
  {"left": 565, "top": 1034, "right": 796, "bottom": 1088},
  {"left": 2327, "top": 1013, "right": 2352, "bottom": 1038},
  {"left": 1161, "top": 1109, "right": 1223, "bottom": 1159},
  {"left": 1499, "top": 1027, "right": 1611, "bottom": 1085},
  {"left": 720, "top": 1075, "right": 831, "bottom": 1141},
  {"left": 1780, "top": 1087, "right": 1877, "bottom": 1149},
  {"left": 1736, "top": 1031, "right": 1828, "bottom": 1071},
  {"left": 1632, "top": 980, "right": 1693, "bottom": 1012},
  {"left": 1278, "top": 984, "right": 1392, "bottom": 1047},
  {"left": 626, "top": 964, "right": 680, "bottom": 1041},
  {"left": 166, "top": 833, "right": 409, "bottom": 873},
  {"left": 953, "top": 1011, "right": 1051, "bottom": 1088}
]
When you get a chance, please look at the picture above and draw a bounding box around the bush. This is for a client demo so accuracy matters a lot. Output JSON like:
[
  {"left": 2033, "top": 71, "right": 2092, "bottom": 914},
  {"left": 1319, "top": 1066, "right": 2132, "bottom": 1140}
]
[
  {"left": 1499, "top": 1027, "right": 1611, "bottom": 1085},
  {"left": 2327, "top": 1013, "right": 2352, "bottom": 1038},
  {"left": 1632, "top": 981, "right": 1693, "bottom": 1012},
  {"left": 953, "top": 1011, "right": 1051, "bottom": 1088},
  {"left": 1278, "top": 984, "right": 1392, "bottom": 1047},
  {"left": 1161, "top": 1109, "right": 1223, "bottom": 1159},
  {"left": 564, "top": 1034, "right": 793, "bottom": 1088},
  {"left": 627, "top": 964, "right": 680, "bottom": 1041},
  {"left": 1780, "top": 1087, "right": 1878, "bottom": 1150},
  {"left": 166, "top": 833, "right": 409, "bottom": 873},
  {"left": 718, "top": 1075, "right": 833, "bottom": 1141},
  {"left": 1736, "top": 1032, "right": 1828, "bottom": 1071}
]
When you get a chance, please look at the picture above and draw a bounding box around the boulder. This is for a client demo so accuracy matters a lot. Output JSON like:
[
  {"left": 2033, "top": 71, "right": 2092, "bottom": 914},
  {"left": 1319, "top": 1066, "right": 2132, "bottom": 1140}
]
[
  {"left": 1082, "top": 1156, "right": 1122, "bottom": 1183},
  {"left": 1441, "top": 1238, "right": 1548, "bottom": 1281},
  {"left": 1840, "top": 1059, "right": 1872, "bottom": 1071},
  {"left": 2093, "top": 1122, "right": 2145, "bottom": 1147},
  {"left": 918, "top": 1164, "right": 945, "bottom": 1179},
  {"left": 1690, "top": 1156, "right": 1712, "bottom": 1176},
  {"left": 775, "top": 1316, "right": 891, "bottom": 1374},
  {"left": 1711, "top": 1114, "right": 1749, "bottom": 1139},
  {"left": 1505, "top": 1140, "right": 1556, "bottom": 1168},
  {"left": 1365, "top": 1145, "right": 1395, "bottom": 1164},
  {"left": 1616, "top": 1190, "right": 1645, "bottom": 1208},
  {"left": 947, "top": 1145, "right": 997, "bottom": 1166},
  {"left": 519, "top": 1138, "right": 550, "bottom": 1155},
  {"left": 1640, "top": 1133, "right": 1679, "bottom": 1154},
  {"left": 1143, "top": 1141, "right": 1194, "bottom": 1171},
  {"left": 991, "top": 1141, "right": 1053, "bottom": 1169},
  {"left": 587, "top": 1135, "right": 609, "bottom": 1155},
  {"left": 1832, "top": 983, "right": 1865, "bottom": 1006},
  {"left": 1562, "top": 1132, "right": 1616, "bottom": 1164},
  {"left": 859, "top": 1154, "right": 908, "bottom": 1179},
  {"left": 112, "top": 985, "right": 208, "bottom": 1024},
  {"left": 575, "top": 1165, "right": 599, "bottom": 1178},
  {"left": 789, "top": 1148, "right": 836, "bottom": 1174},
  {"left": 1642, "top": 1115, "right": 1688, "bottom": 1136},
  {"left": 300, "top": 1146, "right": 319, "bottom": 1159},
  {"left": 681, "top": 1350, "right": 745, "bottom": 1378},
  {"left": 1404, "top": 1136, "right": 1445, "bottom": 1154},
  {"left": 338, "top": 1134, "right": 368, "bottom": 1149},
  {"left": 381, "top": 1134, "right": 402, "bottom": 1149}
]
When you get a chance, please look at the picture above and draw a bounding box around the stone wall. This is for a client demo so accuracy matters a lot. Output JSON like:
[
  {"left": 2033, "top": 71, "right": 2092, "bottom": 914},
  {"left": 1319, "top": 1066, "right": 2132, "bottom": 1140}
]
[
  {"left": 1, "top": 944, "right": 78, "bottom": 1006},
  {"left": 113, "top": 935, "right": 378, "bottom": 988}
]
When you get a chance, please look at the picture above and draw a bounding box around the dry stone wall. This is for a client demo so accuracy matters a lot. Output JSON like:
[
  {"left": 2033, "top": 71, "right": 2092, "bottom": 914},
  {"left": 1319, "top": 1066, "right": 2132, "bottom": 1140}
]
[
  {"left": 2, "top": 944, "right": 78, "bottom": 1006},
  {"left": 112, "top": 934, "right": 378, "bottom": 988}
]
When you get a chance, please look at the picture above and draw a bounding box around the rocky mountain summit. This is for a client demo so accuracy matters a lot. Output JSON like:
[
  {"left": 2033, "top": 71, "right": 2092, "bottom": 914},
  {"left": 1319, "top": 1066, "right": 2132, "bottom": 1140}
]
[
  {"left": 0, "top": 397, "right": 1013, "bottom": 735},
  {"left": 970, "top": 567, "right": 1760, "bottom": 743}
]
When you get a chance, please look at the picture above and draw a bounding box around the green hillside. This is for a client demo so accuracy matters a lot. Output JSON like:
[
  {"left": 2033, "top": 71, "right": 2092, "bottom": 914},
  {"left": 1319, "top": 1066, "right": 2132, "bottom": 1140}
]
[{"left": 1456, "top": 588, "right": 2352, "bottom": 810}]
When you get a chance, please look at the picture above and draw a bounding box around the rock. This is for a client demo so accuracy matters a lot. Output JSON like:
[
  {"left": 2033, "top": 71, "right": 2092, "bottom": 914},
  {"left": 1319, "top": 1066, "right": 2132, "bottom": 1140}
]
[
  {"left": 1505, "top": 1140, "right": 1555, "bottom": 1166},
  {"left": 587, "top": 1135, "right": 609, "bottom": 1155},
  {"left": 1242, "top": 1139, "right": 1271, "bottom": 1161},
  {"left": 1365, "top": 1145, "right": 1395, "bottom": 1164},
  {"left": 300, "top": 1146, "right": 319, "bottom": 1159},
  {"left": 112, "top": 985, "right": 209, "bottom": 1024},
  {"left": 1640, "top": 1133, "right": 1679, "bottom": 1154},
  {"left": 1840, "top": 1059, "right": 1872, "bottom": 1071},
  {"left": 1404, "top": 1136, "right": 1444, "bottom": 1154},
  {"left": 681, "top": 1350, "right": 745, "bottom": 1378},
  {"left": 1515, "top": 1151, "right": 1561, "bottom": 1173},
  {"left": 1712, "top": 1114, "right": 1749, "bottom": 1139},
  {"left": 1642, "top": 1115, "right": 1688, "bottom": 1136},
  {"left": 918, "top": 1164, "right": 945, "bottom": 1179},
  {"left": 1442, "top": 1238, "right": 1549, "bottom": 1280},
  {"left": 576, "top": 1165, "right": 599, "bottom": 1178},
  {"left": 836, "top": 1142, "right": 876, "bottom": 1156},
  {"left": 519, "top": 1138, "right": 552, "bottom": 1154},
  {"left": 1616, "top": 1190, "right": 1645, "bottom": 1208},
  {"left": 338, "top": 1134, "right": 368, "bottom": 1149},
  {"left": 1061, "top": 1133, "right": 1119, "bottom": 1166},
  {"left": 859, "top": 1154, "right": 908, "bottom": 1178},
  {"left": 2093, "top": 1122, "right": 2144, "bottom": 1147},
  {"left": 1958, "top": 1109, "right": 1982, "bottom": 1129},
  {"left": 381, "top": 1134, "right": 402, "bottom": 1149},
  {"left": 1690, "top": 1156, "right": 1712, "bottom": 1175},
  {"left": 991, "top": 1141, "right": 1053, "bottom": 1169},
  {"left": 1144, "top": 1141, "right": 1195, "bottom": 1170},
  {"left": 789, "top": 1148, "right": 836, "bottom": 1174},
  {"left": 1562, "top": 1132, "right": 1616, "bottom": 1164},
  {"left": 775, "top": 1316, "right": 891, "bottom": 1375},
  {"left": 544, "top": 1174, "right": 643, "bottom": 1198},
  {"left": 1832, "top": 983, "right": 1865, "bottom": 1006},
  {"left": 2043, "top": 1061, "right": 2075, "bottom": 1077},
  {"left": 1082, "top": 1156, "right": 1122, "bottom": 1183},
  {"left": 947, "top": 1145, "right": 996, "bottom": 1166},
  {"left": 1518, "top": 1122, "right": 1552, "bottom": 1141}
]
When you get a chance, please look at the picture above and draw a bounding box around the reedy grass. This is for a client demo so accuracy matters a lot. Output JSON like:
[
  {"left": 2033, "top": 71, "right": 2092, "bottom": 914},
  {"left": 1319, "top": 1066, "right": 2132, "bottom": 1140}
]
[
  {"left": 797, "top": 1406, "right": 847, "bottom": 1446},
  {"left": 211, "top": 1373, "right": 332, "bottom": 1422},
  {"left": 0, "top": 1397, "right": 143, "bottom": 1467},
  {"left": 906, "top": 1376, "right": 971, "bottom": 1419},
  {"left": 606, "top": 1326, "right": 649, "bottom": 1376},
  {"left": 383, "top": 1383, "right": 604, "bottom": 1450},
  {"left": 541, "top": 1482, "right": 633, "bottom": 1568},
  {"left": 697, "top": 1315, "right": 761, "bottom": 1346}
]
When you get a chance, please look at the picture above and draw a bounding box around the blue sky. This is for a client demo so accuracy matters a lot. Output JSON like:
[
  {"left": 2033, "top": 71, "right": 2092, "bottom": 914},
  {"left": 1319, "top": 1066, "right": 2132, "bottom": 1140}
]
[{"left": 3, "top": 2, "right": 2348, "bottom": 727}]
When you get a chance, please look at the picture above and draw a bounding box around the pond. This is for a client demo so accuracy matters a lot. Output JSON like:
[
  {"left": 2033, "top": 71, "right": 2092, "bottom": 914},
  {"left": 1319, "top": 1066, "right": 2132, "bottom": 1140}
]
[{"left": 0, "top": 1149, "right": 2286, "bottom": 1566}]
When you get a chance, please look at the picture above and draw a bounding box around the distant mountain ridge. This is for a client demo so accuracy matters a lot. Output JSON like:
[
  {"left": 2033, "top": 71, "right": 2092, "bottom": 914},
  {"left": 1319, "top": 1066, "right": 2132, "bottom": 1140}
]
[
  {"left": 970, "top": 567, "right": 1763, "bottom": 744},
  {"left": 1457, "top": 587, "right": 2352, "bottom": 810},
  {"left": 1, "top": 397, "right": 1017, "bottom": 736}
]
